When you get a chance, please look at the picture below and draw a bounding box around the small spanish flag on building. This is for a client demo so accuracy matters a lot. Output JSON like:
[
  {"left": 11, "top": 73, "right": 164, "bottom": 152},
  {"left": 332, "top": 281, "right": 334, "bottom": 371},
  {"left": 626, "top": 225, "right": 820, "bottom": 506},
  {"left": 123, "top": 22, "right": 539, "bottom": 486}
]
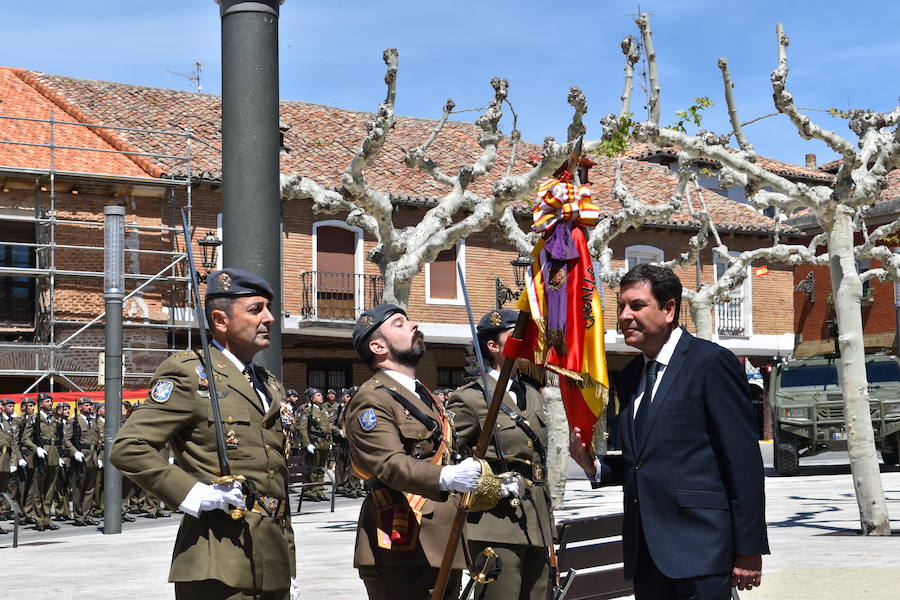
[{"left": 754, "top": 265, "right": 769, "bottom": 277}]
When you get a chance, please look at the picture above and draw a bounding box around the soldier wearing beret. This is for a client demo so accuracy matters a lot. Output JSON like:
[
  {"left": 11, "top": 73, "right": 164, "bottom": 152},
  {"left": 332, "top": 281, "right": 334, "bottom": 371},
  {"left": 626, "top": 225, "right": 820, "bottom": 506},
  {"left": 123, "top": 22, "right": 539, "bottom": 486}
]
[
  {"left": 65, "top": 397, "right": 101, "bottom": 526},
  {"left": 23, "top": 393, "right": 63, "bottom": 531},
  {"left": 334, "top": 388, "right": 362, "bottom": 498},
  {"left": 296, "top": 388, "right": 331, "bottom": 501},
  {"left": 110, "top": 268, "right": 297, "bottom": 600},
  {"left": 447, "top": 309, "right": 554, "bottom": 600},
  {"left": 15, "top": 398, "right": 37, "bottom": 524},
  {"left": 345, "top": 303, "right": 483, "bottom": 600},
  {"left": 0, "top": 398, "right": 22, "bottom": 532}
]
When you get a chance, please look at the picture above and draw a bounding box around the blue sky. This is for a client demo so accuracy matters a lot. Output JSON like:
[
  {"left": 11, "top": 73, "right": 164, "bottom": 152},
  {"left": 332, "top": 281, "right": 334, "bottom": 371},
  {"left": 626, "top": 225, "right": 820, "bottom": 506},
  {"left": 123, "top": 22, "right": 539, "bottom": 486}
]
[{"left": 3, "top": 1, "right": 898, "bottom": 166}]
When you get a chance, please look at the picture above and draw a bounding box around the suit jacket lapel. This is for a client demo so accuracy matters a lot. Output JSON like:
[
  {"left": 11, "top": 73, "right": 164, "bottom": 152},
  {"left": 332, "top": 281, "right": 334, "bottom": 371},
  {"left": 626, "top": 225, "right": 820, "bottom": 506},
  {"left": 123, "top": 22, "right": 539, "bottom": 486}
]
[
  {"left": 211, "top": 347, "right": 265, "bottom": 415},
  {"left": 635, "top": 329, "right": 692, "bottom": 457}
]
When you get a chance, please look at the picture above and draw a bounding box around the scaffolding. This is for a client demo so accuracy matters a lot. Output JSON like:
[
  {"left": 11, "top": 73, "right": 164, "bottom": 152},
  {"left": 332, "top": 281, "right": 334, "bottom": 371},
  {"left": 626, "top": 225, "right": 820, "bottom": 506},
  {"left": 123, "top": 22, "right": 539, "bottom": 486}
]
[{"left": 0, "top": 111, "right": 202, "bottom": 392}]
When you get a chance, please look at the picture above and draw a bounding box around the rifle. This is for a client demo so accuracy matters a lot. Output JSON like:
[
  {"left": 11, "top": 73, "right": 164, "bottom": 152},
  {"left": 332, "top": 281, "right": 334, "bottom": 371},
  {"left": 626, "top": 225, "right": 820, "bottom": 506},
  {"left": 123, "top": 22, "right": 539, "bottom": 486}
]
[
  {"left": 180, "top": 208, "right": 271, "bottom": 519},
  {"left": 430, "top": 266, "right": 530, "bottom": 600}
]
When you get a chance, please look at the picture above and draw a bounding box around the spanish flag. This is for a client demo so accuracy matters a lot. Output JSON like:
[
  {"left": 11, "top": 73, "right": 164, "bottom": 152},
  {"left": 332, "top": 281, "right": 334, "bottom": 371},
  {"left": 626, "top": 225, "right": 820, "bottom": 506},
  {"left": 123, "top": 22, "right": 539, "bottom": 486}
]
[{"left": 507, "top": 176, "right": 609, "bottom": 445}]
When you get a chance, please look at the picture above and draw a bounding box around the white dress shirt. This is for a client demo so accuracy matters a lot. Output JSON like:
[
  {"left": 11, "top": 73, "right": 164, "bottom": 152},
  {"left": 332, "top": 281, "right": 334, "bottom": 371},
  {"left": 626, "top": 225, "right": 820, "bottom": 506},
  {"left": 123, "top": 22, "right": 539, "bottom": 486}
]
[{"left": 212, "top": 340, "right": 270, "bottom": 412}]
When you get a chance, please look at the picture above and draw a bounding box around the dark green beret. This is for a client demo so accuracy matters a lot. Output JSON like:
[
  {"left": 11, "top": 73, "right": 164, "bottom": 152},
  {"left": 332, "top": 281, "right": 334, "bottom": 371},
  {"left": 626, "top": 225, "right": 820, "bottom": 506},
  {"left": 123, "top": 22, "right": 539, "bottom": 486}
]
[
  {"left": 77, "top": 397, "right": 93, "bottom": 405},
  {"left": 477, "top": 309, "right": 519, "bottom": 336},
  {"left": 1, "top": 398, "right": 14, "bottom": 406},
  {"left": 37, "top": 393, "right": 52, "bottom": 401},
  {"left": 353, "top": 303, "right": 406, "bottom": 353},
  {"left": 205, "top": 268, "right": 274, "bottom": 301},
  {"left": 23, "top": 398, "right": 36, "bottom": 405},
  {"left": 286, "top": 389, "right": 299, "bottom": 397}
]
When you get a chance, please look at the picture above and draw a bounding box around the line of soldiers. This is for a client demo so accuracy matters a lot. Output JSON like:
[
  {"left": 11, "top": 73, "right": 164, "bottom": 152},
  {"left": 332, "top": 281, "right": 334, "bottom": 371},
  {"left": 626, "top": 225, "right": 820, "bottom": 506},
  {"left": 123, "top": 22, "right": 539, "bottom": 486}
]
[
  {"left": 282, "top": 386, "right": 363, "bottom": 500},
  {"left": 0, "top": 394, "right": 172, "bottom": 532}
]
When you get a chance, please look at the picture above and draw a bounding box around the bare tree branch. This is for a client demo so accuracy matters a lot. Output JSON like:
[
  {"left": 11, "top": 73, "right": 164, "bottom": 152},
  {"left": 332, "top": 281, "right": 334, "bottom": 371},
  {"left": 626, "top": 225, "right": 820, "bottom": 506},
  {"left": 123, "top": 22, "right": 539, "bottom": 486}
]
[
  {"left": 636, "top": 13, "right": 661, "bottom": 125},
  {"left": 718, "top": 57, "right": 755, "bottom": 157}
]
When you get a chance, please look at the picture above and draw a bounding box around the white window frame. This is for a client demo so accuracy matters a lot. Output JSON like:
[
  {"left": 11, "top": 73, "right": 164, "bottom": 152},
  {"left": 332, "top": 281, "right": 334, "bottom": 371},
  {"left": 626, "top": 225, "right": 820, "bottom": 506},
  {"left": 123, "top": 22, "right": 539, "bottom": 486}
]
[
  {"left": 311, "top": 220, "right": 365, "bottom": 316},
  {"left": 714, "top": 252, "right": 753, "bottom": 337},
  {"left": 624, "top": 244, "right": 664, "bottom": 270},
  {"left": 425, "top": 240, "right": 466, "bottom": 306}
]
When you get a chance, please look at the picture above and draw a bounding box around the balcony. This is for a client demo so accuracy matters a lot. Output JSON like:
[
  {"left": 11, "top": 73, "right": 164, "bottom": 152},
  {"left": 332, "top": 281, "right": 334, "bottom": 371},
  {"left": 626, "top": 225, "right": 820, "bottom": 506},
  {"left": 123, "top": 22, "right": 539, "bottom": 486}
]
[
  {"left": 717, "top": 297, "right": 746, "bottom": 337},
  {"left": 299, "top": 271, "right": 384, "bottom": 322}
]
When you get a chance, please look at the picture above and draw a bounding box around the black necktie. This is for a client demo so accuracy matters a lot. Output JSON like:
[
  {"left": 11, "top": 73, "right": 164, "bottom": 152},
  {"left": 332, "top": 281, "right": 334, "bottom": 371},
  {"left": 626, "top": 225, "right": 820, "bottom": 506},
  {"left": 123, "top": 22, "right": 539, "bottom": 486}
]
[
  {"left": 415, "top": 382, "right": 437, "bottom": 410},
  {"left": 509, "top": 379, "right": 526, "bottom": 411},
  {"left": 633, "top": 360, "right": 659, "bottom": 444}
]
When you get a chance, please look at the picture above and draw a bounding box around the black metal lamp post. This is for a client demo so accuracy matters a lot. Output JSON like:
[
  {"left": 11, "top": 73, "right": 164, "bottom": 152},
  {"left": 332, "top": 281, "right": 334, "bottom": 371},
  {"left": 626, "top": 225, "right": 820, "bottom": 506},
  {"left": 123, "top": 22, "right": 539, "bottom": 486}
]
[
  {"left": 495, "top": 255, "right": 533, "bottom": 308},
  {"left": 197, "top": 231, "right": 222, "bottom": 283}
]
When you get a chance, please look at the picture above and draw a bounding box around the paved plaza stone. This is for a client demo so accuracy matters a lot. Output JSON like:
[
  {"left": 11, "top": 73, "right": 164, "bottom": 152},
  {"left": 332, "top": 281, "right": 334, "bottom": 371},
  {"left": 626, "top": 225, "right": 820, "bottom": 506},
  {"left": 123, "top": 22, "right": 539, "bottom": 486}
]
[{"left": 2, "top": 445, "right": 898, "bottom": 599}]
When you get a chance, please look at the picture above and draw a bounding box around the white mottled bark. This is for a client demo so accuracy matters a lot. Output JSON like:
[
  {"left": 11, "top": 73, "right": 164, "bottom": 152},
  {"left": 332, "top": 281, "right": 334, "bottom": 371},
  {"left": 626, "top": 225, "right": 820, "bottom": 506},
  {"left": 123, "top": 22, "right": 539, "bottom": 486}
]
[
  {"left": 281, "top": 50, "right": 585, "bottom": 309},
  {"left": 605, "top": 15, "right": 896, "bottom": 535},
  {"left": 542, "top": 373, "right": 569, "bottom": 510}
]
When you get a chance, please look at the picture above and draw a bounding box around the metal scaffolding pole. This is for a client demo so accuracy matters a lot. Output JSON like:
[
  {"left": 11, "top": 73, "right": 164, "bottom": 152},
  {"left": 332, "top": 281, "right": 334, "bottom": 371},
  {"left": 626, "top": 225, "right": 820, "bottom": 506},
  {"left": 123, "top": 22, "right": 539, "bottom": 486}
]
[{"left": 218, "top": 0, "right": 284, "bottom": 378}]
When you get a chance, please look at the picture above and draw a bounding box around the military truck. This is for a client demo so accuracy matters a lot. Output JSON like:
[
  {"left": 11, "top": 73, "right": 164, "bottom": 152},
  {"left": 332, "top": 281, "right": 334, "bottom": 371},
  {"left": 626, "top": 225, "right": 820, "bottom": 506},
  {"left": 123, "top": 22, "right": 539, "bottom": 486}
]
[{"left": 769, "top": 354, "right": 900, "bottom": 475}]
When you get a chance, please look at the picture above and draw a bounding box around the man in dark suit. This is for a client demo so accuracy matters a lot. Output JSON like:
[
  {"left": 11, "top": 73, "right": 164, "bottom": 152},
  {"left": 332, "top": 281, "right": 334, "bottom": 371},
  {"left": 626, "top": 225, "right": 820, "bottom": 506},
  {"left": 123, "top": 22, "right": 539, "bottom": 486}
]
[{"left": 570, "top": 264, "right": 768, "bottom": 599}]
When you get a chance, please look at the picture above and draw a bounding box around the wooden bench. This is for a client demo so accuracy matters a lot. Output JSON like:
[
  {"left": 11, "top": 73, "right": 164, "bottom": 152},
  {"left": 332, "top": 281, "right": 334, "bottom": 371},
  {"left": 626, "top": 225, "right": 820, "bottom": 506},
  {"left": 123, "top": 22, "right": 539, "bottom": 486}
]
[
  {"left": 287, "top": 456, "right": 336, "bottom": 513},
  {"left": 553, "top": 513, "right": 633, "bottom": 600}
]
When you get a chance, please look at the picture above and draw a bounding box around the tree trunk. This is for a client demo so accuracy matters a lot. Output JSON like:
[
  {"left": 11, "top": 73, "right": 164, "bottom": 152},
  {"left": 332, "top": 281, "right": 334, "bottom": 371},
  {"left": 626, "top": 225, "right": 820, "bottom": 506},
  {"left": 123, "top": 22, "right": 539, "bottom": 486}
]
[
  {"left": 828, "top": 214, "right": 892, "bottom": 535},
  {"left": 543, "top": 375, "right": 569, "bottom": 510},
  {"left": 380, "top": 262, "right": 411, "bottom": 310},
  {"left": 689, "top": 297, "right": 715, "bottom": 340}
]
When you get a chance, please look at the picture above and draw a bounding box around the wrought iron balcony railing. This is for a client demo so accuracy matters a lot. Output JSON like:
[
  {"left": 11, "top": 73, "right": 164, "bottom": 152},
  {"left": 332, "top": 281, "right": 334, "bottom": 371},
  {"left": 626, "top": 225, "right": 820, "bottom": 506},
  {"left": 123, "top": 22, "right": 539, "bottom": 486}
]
[
  {"left": 299, "top": 271, "right": 384, "bottom": 322},
  {"left": 717, "top": 297, "right": 746, "bottom": 336}
]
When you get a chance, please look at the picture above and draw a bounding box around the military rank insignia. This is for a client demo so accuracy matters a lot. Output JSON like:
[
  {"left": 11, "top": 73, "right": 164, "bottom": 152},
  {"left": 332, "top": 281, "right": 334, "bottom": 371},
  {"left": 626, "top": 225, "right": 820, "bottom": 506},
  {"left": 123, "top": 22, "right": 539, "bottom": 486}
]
[
  {"left": 359, "top": 408, "right": 377, "bottom": 431},
  {"left": 359, "top": 314, "right": 373, "bottom": 327},
  {"left": 218, "top": 272, "right": 232, "bottom": 291},
  {"left": 151, "top": 380, "right": 174, "bottom": 403},
  {"left": 489, "top": 311, "right": 502, "bottom": 326},
  {"left": 226, "top": 429, "right": 239, "bottom": 449}
]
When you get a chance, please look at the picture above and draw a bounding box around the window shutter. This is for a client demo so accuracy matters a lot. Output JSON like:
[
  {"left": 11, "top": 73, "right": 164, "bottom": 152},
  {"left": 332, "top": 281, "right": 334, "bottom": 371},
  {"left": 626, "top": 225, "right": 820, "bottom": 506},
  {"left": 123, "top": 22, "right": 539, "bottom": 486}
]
[{"left": 430, "top": 246, "right": 457, "bottom": 299}]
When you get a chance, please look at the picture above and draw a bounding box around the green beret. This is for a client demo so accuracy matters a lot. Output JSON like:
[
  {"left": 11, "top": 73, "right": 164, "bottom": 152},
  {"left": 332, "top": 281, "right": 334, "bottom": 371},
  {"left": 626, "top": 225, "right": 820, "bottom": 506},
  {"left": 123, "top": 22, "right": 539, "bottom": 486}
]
[
  {"left": 477, "top": 309, "right": 519, "bottom": 336},
  {"left": 353, "top": 303, "right": 406, "bottom": 353},
  {"left": 205, "top": 268, "right": 274, "bottom": 301}
]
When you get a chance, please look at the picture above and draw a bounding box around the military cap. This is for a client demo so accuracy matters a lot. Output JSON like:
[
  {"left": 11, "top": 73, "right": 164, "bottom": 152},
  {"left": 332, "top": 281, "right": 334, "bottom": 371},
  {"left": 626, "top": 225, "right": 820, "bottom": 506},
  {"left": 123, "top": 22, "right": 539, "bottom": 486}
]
[
  {"left": 477, "top": 309, "right": 519, "bottom": 336},
  {"left": 309, "top": 388, "right": 323, "bottom": 397},
  {"left": 286, "top": 389, "right": 300, "bottom": 397},
  {"left": 352, "top": 303, "right": 407, "bottom": 353},
  {"left": 340, "top": 388, "right": 351, "bottom": 396},
  {"left": 326, "top": 388, "right": 337, "bottom": 395},
  {"left": 37, "top": 392, "right": 52, "bottom": 401},
  {"left": 1, "top": 398, "right": 14, "bottom": 406},
  {"left": 122, "top": 400, "right": 132, "bottom": 408},
  {"left": 205, "top": 268, "right": 274, "bottom": 301},
  {"left": 23, "top": 398, "right": 36, "bottom": 405},
  {"left": 77, "top": 396, "right": 93, "bottom": 405}
]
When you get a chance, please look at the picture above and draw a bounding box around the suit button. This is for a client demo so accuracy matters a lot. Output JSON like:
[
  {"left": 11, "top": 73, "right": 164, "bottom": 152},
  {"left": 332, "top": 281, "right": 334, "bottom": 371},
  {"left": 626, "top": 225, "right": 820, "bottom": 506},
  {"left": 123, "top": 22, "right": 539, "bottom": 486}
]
[
  {"left": 226, "top": 416, "right": 234, "bottom": 424},
  {"left": 633, "top": 498, "right": 639, "bottom": 505},
  {"left": 526, "top": 440, "right": 533, "bottom": 448},
  {"left": 635, "top": 462, "right": 642, "bottom": 470},
  {"left": 267, "top": 470, "right": 275, "bottom": 478}
]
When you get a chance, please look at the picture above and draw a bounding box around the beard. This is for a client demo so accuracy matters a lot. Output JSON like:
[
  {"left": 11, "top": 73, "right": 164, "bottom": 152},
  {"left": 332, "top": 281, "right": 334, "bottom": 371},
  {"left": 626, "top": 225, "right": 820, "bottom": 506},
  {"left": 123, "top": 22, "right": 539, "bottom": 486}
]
[{"left": 390, "top": 330, "right": 426, "bottom": 367}]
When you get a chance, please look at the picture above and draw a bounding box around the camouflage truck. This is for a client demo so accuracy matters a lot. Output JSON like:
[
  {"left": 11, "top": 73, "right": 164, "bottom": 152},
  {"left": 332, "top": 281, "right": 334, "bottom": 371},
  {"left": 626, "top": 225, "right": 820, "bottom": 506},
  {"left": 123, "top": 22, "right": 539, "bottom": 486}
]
[{"left": 770, "top": 354, "right": 900, "bottom": 476}]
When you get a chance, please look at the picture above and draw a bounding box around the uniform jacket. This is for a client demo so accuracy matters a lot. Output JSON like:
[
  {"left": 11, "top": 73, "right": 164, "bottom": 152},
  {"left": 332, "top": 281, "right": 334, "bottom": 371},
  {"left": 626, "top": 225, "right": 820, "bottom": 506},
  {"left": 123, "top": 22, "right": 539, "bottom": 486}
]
[
  {"left": 0, "top": 416, "right": 22, "bottom": 472},
  {"left": 23, "top": 411, "right": 62, "bottom": 466},
  {"left": 599, "top": 330, "right": 769, "bottom": 580},
  {"left": 447, "top": 376, "right": 554, "bottom": 547},
  {"left": 65, "top": 413, "right": 101, "bottom": 468},
  {"left": 110, "top": 346, "right": 296, "bottom": 592},
  {"left": 345, "top": 371, "right": 465, "bottom": 570}
]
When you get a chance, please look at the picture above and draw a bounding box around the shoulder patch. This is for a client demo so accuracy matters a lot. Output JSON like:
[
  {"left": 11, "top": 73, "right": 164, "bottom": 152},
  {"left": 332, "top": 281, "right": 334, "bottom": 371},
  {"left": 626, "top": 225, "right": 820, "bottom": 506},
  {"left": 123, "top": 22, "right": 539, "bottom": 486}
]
[
  {"left": 358, "top": 408, "right": 377, "bottom": 431},
  {"left": 150, "top": 380, "right": 174, "bottom": 403}
]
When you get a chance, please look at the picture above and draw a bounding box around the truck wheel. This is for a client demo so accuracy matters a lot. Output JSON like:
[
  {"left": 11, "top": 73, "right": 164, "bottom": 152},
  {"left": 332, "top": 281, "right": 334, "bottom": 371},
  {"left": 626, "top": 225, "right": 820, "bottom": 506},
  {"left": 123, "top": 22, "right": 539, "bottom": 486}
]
[{"left": 775, "top": 441, "right": 800, "bottom": 476}]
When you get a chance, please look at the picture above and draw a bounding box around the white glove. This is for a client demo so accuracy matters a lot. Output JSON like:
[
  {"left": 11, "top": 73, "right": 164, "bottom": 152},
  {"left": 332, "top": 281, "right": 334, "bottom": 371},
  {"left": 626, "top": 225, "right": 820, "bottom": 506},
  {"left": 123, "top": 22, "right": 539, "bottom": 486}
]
[
  {"left": 74, "top": 451, "right": 85, "bottom": 463},
  {"left": 195, "top": 481, "right": 246, "bottom": 517},
  {"left": 36, "top": 448, "right": 47, "bottom": 459},
  {"left": 290, "top": 577, "right": 301, "bottom": 600},
  {"left": 59, "top": 458, "right": 66, "bottom": 468},
  {"left": 18, "top": 458, "right": 27, "bottom": 468},
  {"left": 439, "top": 457, "right": 482, "bottom": 492},
  {"left": 168, "top": 457, "right": 176, "bottom": 465},
  {"left": 500, "top": 478, "right": 521, "bottom": 498},
  {"left": 306, "top": 444, "right": 315, "bottom": 454},
  {"left": 98, "top": 459, "right": 103, "bottom": 469},
  {"left": 8, "top": 464, "right": 15, "bottom": 473}
]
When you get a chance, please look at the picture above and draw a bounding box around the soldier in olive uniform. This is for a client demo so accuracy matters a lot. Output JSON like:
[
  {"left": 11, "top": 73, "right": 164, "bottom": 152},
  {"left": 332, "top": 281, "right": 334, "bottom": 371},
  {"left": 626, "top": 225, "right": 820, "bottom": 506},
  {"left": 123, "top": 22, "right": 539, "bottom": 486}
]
[
  {"left": 65, "top": 397, "right": 101, "bottom": 526},
  {"left": 334, "top": 388, "right": 363, "bottom": 498},
  {"left": 447, "top": 309, "right": 555, "bottom": 600},
  {"left": 297, "top": 388, "right": 331, "bottom": 501},
  {"left": 15, "top": 398, "right": 36, "bottom": 523},
  {"left": 23, "top": 393, "right": 62, "bottom": 531},
  {"left": 0, "top": 398, "right": 22, "bottom": 533},
  {"left": 111, "top": 268, "right": 296, "bottom": 600},
  {"left": 52, "top": 402, "right": 73, "bottom": 522},
  {"left": 92, "top": 402, "right": 105, "bottom": 518},
  {"left": 346, "top": 303, "right": 492, "bottom": 600}
]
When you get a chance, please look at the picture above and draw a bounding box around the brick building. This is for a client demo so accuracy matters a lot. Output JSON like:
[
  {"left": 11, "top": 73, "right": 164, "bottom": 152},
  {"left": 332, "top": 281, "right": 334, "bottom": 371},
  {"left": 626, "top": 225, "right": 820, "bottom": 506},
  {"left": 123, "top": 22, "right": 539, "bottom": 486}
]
[
  {"left": 0, "top": 66, "right": 800, "bottom": 399},
  {"left": 787, "top": 163, "right": 900, "bottom": 357}
]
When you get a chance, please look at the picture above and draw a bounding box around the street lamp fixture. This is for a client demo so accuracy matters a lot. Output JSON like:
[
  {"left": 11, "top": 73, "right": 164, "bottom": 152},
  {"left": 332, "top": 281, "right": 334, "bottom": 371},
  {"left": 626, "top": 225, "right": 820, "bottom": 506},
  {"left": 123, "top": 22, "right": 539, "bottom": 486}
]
[
  {"left": 495, "top": 255, "right": 533, "bottom": 308},
  {"left": 197, "top": 231, "right": 222, "bottom": 283}
]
